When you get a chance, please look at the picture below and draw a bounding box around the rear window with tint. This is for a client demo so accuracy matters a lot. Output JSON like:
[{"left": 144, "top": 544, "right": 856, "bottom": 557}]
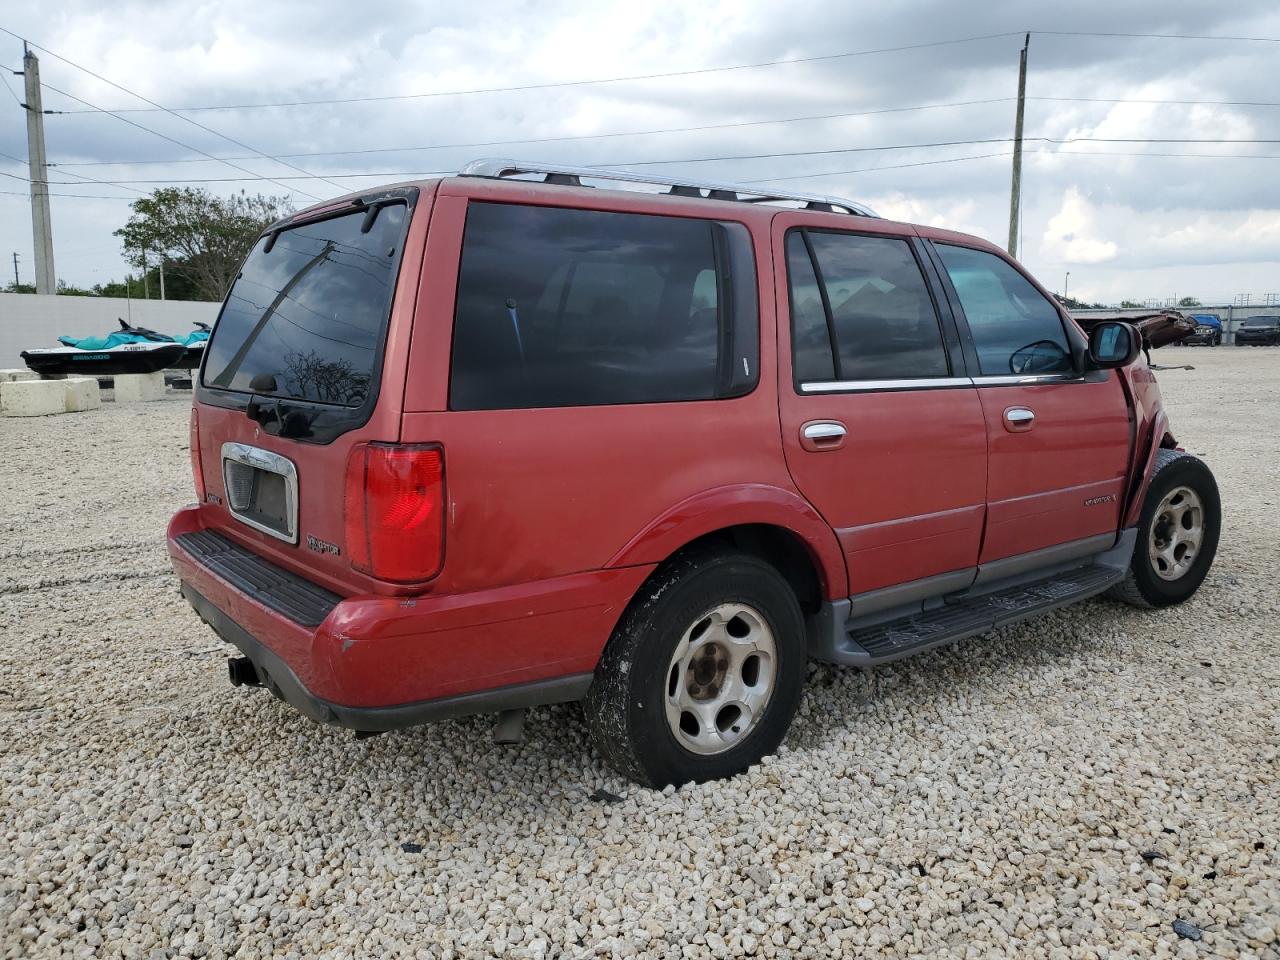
[
  {"left": 449, "top": 202, "right": 757, "bottom": 410},
  {"left": 203, "top": 203, "right": 407, "bottom": 406}
]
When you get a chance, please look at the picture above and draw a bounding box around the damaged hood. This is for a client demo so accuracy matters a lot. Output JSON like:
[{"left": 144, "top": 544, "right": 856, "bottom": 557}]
[{"left": 1069, "top": 309, "right": 1197, "bottom": 348}]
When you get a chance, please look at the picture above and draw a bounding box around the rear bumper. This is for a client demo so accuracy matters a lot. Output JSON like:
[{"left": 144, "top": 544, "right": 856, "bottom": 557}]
[
  {"left": 182, "top": 583, "right": 591, "bottom": 730},
  {"left": 167, "top": 504, "right": 653, "bottom": 727}
]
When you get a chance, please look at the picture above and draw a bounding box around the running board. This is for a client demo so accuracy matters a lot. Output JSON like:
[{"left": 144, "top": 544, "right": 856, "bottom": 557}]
[{"left": 827, "top": 562, "right": 1124, "bottom": 667}]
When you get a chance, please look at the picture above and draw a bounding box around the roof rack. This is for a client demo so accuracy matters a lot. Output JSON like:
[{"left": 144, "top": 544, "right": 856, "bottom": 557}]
[{"left": 458, "top": 158, "right": 879, "bottom": 218}]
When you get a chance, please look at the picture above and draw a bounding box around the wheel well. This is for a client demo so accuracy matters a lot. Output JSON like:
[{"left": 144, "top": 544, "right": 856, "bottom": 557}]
[{"left": 665, "top": 524, "right": 826, "bottom": 614}]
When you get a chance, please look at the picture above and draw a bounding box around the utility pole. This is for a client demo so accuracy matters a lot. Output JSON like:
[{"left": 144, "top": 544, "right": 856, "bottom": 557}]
[
  {"left": 11, "top": 252, "right": 18, "bottom": 289},
  {"left": 1007, "top": 32, "right": 1030, "bottom": 257},
  {"left": 142, "top": 247, "right": 149, "bottom": 299},
  {"left": 159, "top": 258, "right": 166, "bottom": 300},
  {"left": 1064, "top": 271, "right": 1070, "bottom": 300},
  {"left": 20, "top": 44, "right": 56, "bottom": 295}
]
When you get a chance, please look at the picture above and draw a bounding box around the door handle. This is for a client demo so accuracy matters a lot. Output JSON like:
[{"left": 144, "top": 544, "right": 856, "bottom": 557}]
[
  {"left": 800, "top": 420, "right": 847, "bottom": 451},
  {"left": 1003, "top": 406, "right": 1035, "bottom": 432}
]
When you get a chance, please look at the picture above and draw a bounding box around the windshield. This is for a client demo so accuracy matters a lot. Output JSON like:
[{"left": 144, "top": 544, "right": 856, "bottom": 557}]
[
  {"left": 1243, "top": 317, "right": 1280, "bottom": 328},
  {"left": 202, "top": 203, "right": 408, "bottom": 406}
]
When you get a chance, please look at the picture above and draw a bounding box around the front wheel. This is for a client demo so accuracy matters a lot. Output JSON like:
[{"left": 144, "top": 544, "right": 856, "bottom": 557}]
[
  {"left": 584, "top": 550, "right": 807, "bottom": 787},
  {"left": 1108, "top": 449, "right": 1220, "bottom": 608}
]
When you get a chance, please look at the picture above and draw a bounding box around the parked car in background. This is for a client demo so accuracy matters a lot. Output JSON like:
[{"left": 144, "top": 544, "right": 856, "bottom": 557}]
[
  {"left": 168, "top": 160, "right": 1222, "bottom": 786},
  {"left": 1182, "top": 314, "right": 1223, "bottom": 346},
  {"left": 1236, "top": 316, "right": 1280, "bottom": 346}
]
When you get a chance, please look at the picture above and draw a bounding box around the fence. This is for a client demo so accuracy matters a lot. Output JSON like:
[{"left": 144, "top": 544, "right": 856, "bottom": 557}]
[
  {"left": 1070, "top": 304, "right": 1280, "bottom": 346},
  {"left": 0, "top": 293, "right": 221, "bottom": 369}
]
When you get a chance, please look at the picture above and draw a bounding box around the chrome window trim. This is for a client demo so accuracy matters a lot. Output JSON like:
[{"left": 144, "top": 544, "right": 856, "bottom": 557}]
[
  {"left": 799, "top": 373, "right": 1085, "bottom": 393},
  {"left": 970, "top": 374, "right": 1083, "bottom": 386},
  {"left": 800, "top": 376, "right": 972, "bottom": 393},
  {"left": 221, "top": 442, "right": 299, "bottom": 545}
]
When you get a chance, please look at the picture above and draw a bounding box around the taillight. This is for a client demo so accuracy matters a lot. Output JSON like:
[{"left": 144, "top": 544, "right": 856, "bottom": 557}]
[
  {"left": 345, "top": 443, "right": 445, "bottom": 582},
  {"left": 189, "top": 406, "right": 206, "bottom": 501}
]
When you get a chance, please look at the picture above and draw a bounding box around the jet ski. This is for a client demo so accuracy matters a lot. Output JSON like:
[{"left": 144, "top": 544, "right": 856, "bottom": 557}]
[
  {"left": 21, "top": 319, "right": 208, "bottom": 377},
  {"left": 176, "top": 322, "right": 211, "bottom": 371}
]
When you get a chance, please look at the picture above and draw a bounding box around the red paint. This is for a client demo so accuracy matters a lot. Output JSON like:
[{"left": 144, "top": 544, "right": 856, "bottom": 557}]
[
  {"left": 977, "top": 377, "right": 1131, "bottom": 562},
  {"left": 771, "top": 213, "right": 987, "bottom": 594},
  {"left": 171, "top": 175, "right": 1177, "bottom": 718}
]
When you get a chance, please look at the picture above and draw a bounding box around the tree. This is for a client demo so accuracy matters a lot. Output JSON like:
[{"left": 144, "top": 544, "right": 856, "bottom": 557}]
[
  {"left": 115, "top": 187, "right": 292, "bottom": 301},
  {"left": 1120, "top": 300, "right": 1143, "bottom": 308},
  {"left": 1177, "top": 296, "right": 1202, "bottom": 308}
]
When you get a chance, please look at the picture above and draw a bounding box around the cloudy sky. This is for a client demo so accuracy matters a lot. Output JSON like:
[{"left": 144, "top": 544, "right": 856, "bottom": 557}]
[{"left": 3, "top": 0, "right": 1280, "bottom": 306}]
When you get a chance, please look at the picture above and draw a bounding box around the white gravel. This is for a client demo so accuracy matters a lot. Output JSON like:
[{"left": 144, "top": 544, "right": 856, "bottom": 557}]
[{"left": 1, "top": 349, "right": 1278, "bottom": 959}]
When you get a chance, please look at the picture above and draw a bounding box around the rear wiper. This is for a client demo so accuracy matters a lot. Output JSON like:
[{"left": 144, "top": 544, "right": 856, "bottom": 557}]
[{"left": 244, "top": 373, "right": 279, "bottom": 425}]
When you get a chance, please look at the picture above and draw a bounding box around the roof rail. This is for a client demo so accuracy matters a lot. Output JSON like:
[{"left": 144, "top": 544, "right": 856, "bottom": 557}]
[{"left": 458, "top": 158, "right": 879, "bottom": 218}]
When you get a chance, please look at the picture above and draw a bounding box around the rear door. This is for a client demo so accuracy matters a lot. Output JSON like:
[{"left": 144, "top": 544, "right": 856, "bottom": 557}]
[
  {"left": 193, "top": 186, "right": 429, "bottom": 595},
  {"left": 927, "top": 240, "right": 1131, "bottom": 563},
  {"left": 774, "top": 214, "right": 987, "bottom": 597}
]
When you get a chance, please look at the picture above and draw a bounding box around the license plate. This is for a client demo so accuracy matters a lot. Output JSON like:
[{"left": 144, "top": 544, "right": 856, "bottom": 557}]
[{"left": 221, "top": 443, "right": 299, "bottom": 543}]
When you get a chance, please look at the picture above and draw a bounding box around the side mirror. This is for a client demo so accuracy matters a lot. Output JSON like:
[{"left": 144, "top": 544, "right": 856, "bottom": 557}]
[{"left": 1088, "top": 321, "right": 1141, "bottom": 369}]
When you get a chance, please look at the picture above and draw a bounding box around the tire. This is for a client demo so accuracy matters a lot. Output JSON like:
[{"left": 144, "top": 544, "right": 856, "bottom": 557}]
[
  {"left": 1108, "top": 449, "right": 1220, "bottom": 608},
  {"left": 584, "top": 550, "right": 807, "bottom": 787}
]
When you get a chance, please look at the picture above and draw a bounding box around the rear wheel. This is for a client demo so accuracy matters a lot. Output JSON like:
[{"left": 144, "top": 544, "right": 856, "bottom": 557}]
[
  {"left": 1108, "top": 449, "right": 1220, "bottom": 608},
  {"left": 584, "top": 550, "right": 806, "bottom": 787}
]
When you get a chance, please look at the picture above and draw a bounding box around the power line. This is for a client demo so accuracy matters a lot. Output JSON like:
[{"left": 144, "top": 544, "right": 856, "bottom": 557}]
[
  {"left": 0, "top": 147, "right": 144, "bottom": 196},
  {"left": 39, "top": 31, "right": 1026, "bottom": 113},
  {"left": 1032, "top": 95, "right": 1280, "bottom": 108},
  {"left": 0, "top": 30, "right": 351, "bottom": 195},
  {"left": 1034, "top": 29, "right": 1280, "bottom": 43},
  {"left": 47, "top": 97, "right": 1020, "bottom": 167},
  {"left": 0, "top": 60, "right": 323, "bottom": 202},
  {"left": 10, "top": 133, "right": 1280, "bottom": 188},
  {"left": 0, "top": 66, "right": 22, "bottom": 106},
  {"left": 7, "top": 146, "right": 1280, "bottom": 203},
  {"left": 41, "top": 92, "right": 1280, "bottom": 172}
]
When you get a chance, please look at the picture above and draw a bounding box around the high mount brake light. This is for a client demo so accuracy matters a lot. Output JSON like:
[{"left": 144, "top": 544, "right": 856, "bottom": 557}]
[{"left": 345, "top": 443, "right": 445, "bottom": 583}]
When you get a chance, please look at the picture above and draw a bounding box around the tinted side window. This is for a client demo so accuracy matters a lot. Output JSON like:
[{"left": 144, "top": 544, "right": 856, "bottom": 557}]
[
  {"left": 786, "top": 232, "right": 835, "bottom": 382},
  {"left": 450, "top": 203, "right": 756, "bottom": 410},
  {"left": 934, "top": 244, "right": 1072, "bottom": 376},
  {"left": 786, "top": 230, "right": 948, "bottom": 382}
]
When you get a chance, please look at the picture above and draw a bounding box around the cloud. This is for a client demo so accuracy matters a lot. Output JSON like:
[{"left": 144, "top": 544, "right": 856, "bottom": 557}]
[
  {"left": 1041, "top": 187, "right": 1119, "bottom": 264},
  {"left": 2, "top": 0, "right": 1280, "bottom": 305}
]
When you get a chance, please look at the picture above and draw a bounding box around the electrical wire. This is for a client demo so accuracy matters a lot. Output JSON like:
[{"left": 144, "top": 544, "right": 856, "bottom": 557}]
[
  {"left": 48, "top": 97, "right": 1020, "bottom": 167},
  {"left": 27, "top": 31, "right": 1026, "bottom": 114},
  {"left": 0, "top": 32, "right": 352, "bottom": 195},
  {"left": 0, "top": 61, "right": 322, "bottom": 202}
]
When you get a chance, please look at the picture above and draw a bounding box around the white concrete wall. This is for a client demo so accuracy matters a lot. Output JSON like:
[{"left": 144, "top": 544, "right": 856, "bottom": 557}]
[{"left": 0, "top": 293, "right": 221, "bottom": 368}]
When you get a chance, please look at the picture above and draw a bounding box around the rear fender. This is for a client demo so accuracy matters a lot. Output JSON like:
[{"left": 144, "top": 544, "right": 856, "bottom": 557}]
[{"left": 604, "top": 483, "right": 847, "bottom": 600}]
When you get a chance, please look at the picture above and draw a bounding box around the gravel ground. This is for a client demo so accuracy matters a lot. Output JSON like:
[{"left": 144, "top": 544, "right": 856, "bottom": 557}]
[{"left": 1, "top": 349, "right": 1277, "bottom": 959}]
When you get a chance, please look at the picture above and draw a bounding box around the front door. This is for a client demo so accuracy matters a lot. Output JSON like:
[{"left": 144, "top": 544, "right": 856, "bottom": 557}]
[
  {"left": 928, "top": 240, "right": 1131, "bottom": 563},
  {"left": 774, "top": 215, "right": 987, "bottom": 597}
]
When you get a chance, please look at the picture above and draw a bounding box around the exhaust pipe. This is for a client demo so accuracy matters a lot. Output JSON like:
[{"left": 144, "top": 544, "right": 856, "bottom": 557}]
[{"left": 227, "top": 657, "right": 261, "bottom": 688}]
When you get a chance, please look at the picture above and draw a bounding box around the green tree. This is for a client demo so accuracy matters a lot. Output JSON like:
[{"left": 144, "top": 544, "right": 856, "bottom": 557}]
[
  {"left": 115, "top": 187, "right": 292, "bottom": 301},
  {"left": 1177, "top": 296, "right": 1202, "bottom": 307},
  {"left": 1120, "top": 300, "right": 1143, "bottom": 308}
]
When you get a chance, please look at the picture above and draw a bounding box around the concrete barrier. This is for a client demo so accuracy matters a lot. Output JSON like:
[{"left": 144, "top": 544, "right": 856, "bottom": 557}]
[
  {"left": 63, "top": 377, "right": 101, "bottom": 412},
  {"left": 0, "top": 369, "right": 38, "bottom": 382},
  {"left": 113, "top": 371, "right": 167, "bottom": 403},
  {"left": 1, "top": 378, "right": 67, "bottom": 416}
]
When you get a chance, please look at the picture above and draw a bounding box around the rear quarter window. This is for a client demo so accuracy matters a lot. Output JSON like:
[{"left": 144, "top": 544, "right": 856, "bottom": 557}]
[{"left": 449, "top": 202, "right": 758, "bottom": 410}]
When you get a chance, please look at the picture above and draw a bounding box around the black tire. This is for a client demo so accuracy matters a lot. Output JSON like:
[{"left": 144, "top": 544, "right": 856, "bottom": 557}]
[
  {"left": 584, "top": 550, "right": 807, "bottom": 787},
  {"left": 1108, "top": 449, "right": 1220, "bottom": 608}
]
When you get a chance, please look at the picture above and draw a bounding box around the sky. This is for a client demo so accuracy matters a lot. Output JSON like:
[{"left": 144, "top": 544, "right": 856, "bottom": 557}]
[{"left": 3, "top": 0, "right": 1280, "bottom": 307}]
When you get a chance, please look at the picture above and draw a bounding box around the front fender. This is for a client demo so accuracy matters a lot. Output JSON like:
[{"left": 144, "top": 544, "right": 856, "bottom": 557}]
[
  {"left": 1124, "top": 408, "right": 1174, "bottom": 528},
  {"left": 604, "top": 483, "right": 847, "bottom": 600}
]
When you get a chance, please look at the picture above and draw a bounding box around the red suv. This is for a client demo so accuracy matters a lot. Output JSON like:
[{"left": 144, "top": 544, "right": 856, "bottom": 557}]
[{"left": 169, "top": 160, "right": 1221, "bottom": 786}]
